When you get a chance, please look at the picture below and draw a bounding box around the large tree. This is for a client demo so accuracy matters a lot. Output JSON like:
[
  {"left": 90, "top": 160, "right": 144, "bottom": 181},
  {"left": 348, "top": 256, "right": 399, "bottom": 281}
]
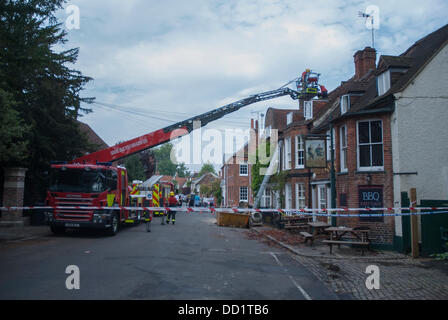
[
  {"left": 123, "top": 154, "right": 146, "bottom": 183},
  {"left": 0, "top": 0, "right": 94, "bottom": 203},
  {"left": 198, "top": 163, "right": 216, "bottom": 176},
  {"left": 153, "top": 143, "right": 189, "bottom": 177}
]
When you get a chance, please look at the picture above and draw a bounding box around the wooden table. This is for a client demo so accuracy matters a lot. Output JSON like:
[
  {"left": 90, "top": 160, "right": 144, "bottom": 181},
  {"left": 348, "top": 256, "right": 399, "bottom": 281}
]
[
  {"left": 323, "top": 226, "right": 370, "bottom": 255},
  {"left": 307, "top": 222, "right": 331, "bottom": 236},
  {"left": 281, "top": 215, "right": 312, "bottom": 230}
]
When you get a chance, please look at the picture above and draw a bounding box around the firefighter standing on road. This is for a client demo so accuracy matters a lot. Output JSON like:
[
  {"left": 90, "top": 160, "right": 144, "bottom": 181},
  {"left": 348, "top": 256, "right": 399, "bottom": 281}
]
[{"left": 167, "top": 192, "right": 177, "bottom": 225}]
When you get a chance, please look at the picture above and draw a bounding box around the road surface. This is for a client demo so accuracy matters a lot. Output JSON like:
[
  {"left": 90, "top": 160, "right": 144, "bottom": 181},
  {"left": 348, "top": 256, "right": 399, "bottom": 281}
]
[{"left": 0, "top": 210, "right": 337, "bottom": 300}]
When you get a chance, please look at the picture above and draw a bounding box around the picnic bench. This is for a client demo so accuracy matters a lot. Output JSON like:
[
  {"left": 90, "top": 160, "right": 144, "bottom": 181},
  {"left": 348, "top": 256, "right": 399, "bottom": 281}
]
[
  {"left": 300, "top": 231, "right": 314, "bottom": 245},
  {"left": 281, "top": 215, "right": 312, "bottom": 230},
  {"left": 323, "top": 226, "right": 370, "bottom": 255},
  {"left": 307, "top": 221, "right": 331, "bottom": 237}
]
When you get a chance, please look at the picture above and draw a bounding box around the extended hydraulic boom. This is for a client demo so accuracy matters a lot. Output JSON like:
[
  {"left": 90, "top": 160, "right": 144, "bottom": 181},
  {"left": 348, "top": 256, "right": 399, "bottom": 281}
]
[{"left": 73, "top": 85, "right": 324, "bottom": 165}]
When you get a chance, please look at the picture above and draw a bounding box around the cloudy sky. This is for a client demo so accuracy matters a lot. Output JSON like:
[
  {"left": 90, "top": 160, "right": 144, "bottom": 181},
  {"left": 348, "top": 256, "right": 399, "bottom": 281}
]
[{"left": 56, "top": 0, "right": 447, "bottom": 170}]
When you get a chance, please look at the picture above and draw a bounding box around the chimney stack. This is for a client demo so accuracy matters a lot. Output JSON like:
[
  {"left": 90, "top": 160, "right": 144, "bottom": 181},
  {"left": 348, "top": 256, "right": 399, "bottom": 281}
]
[
  {"left": 354, "top": 47, "right": 376, "bottom": 80},
  {"left": 251, "top": 118, "right": 254, "bottom": 129}
]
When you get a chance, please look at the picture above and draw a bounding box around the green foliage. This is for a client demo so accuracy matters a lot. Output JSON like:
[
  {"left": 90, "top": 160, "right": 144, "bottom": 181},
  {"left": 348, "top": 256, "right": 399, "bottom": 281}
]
[
  {"left": 0, "top": 0, "right": 94, "bottom": 203},
  {"left": 123, "top": 154, "right": 146, "bottom": 183},
  {"left": 0, "top": 87, "right": 29, "bottom": 164},
  {"left": 251, "top": 140, "right": 286, "bottom": 207},
  {"left": 199, "top": 178, "right": 222, "bottom": 206},
  {"left": 153, "top": 143, "right": 178, "bottom": 176},
  {"left": 251, "top": 140, "right": 273, "bottom": 195},
  {"left": 212, "top": 179, "right": 223, "bottom": 206},
  {"left": 176, "top": 162, "right": 191, "bottom": 178},
  {"left": 431, "top": 244, "right": 448, "bottom": 260},
  {"left": 198, "top": 163, "right": 216, "bottom": 176}
]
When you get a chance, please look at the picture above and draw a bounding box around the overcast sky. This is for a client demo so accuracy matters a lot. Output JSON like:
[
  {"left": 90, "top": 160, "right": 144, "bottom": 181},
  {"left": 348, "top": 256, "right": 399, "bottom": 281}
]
[{"left": 56, "top": 0, "right": 447, "bottom": 171}]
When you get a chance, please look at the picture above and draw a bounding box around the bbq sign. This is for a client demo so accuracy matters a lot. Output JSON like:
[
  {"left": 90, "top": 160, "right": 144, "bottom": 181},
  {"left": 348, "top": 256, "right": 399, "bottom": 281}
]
[{"left": 358, "top": 185, "right": 384, "bottom": 222}]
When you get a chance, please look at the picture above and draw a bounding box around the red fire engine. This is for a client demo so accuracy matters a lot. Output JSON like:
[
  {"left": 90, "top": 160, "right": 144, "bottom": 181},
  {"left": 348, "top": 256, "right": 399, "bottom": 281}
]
[{"left": 45, "top": 75, "right": 326, "bottom": 235}]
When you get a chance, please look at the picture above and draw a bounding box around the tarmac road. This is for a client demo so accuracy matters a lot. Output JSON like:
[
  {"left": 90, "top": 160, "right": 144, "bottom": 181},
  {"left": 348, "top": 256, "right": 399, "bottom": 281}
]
[{"left": 0, "top": 210, "right": 338, "bottom": 300}]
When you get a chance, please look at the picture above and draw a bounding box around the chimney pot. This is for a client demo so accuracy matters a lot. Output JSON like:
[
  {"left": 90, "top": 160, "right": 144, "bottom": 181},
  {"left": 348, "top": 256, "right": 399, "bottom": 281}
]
[{"left": 354, "top": 47, "right": 376, "bottom": 80}]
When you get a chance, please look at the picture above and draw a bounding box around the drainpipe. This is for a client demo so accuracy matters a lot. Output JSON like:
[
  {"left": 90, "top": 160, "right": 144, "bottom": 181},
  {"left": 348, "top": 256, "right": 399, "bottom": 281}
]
[{"left": 330, "top": 115, "right": 337, "bottom": 226}]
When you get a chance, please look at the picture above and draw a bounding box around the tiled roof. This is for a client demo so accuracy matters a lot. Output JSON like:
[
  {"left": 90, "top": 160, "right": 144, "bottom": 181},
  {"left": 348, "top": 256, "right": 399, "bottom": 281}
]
[
  {"left": 313, "top": 23, "right": 448, "bottom": 132},
  {"left": 76, "top": 120, "right": 108, "bottom": 151}
]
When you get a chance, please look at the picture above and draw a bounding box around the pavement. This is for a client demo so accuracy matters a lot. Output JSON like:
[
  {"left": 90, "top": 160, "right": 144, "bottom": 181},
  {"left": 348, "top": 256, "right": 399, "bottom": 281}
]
[
  {"left": 249, "top": 226, "right": 448, "bottom": 300},
  {"left": 0, "top": 224, "right": 51, "bottom": 242}
]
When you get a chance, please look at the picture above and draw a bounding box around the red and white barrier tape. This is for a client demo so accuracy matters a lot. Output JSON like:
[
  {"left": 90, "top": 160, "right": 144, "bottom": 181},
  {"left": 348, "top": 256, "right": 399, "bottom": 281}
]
[{"left": 1, "top": 206, "right": 448, "bottom": 217}]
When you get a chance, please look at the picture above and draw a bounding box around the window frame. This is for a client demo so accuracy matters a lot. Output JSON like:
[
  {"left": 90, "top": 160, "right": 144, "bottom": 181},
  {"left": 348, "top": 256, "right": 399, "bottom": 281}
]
[
  {"left": 239, "top": 186, "right": 248, "bottom": 202},
  {"left": 356, "top": 119, "right": 384, "bottom": 171},
  {"left": 263, "top": 188, "right": 271, "bottom": 208},
  {"left": 295, "top": 183, "right": 306, "bottom": 209},
  {"left": 239, "top": 163, "right": 248, "bottom": 176},
  {"left": 284, "top": 137, "right": 292, "bottom": 170},
  {"left": 377, "top": 70, "right": 391, "bottom": 96},
  {"left": 286, "top": 112, "right": 293, "bottom": 125},
  {"left": 295, "top": 135, "right": 305, "bottom": 169},
  {"left": 326, "top": 128, "right": 336, "bottom": 161},
  {"left": 340, "top": 125, "right": 348, "bottom": 172},
  {"left": 285, "top": 183, "right": 292, "bottom": 209},
  {"left": 304, "top": 100, "right": 313, "bottom": 120},
  {"left": 340, "top": 95, "right": 350, "bottom": 114}
]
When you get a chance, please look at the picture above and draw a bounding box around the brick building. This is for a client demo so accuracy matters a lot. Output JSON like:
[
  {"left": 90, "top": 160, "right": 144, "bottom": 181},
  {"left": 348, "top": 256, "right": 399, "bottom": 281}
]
[
  {"left": 190, "top": 172, "right": 220, "bottom": 196},
  {"left": 220, "top": 119, "right": 260, "bottom": 207},
  {"left": 268, "top": 24, "right": 448, "bottom": 250}
]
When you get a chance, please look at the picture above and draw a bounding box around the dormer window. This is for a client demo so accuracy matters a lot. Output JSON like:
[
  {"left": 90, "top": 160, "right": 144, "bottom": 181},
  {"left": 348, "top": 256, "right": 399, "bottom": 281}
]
[
  {"left": 286, "top": 112, "right": 293, "bottom": 125},
  {"left": 304, "top": 101, "right": 313, "bottom": 120},
  {"left": 377, "top": 70, "right": 391, "bottom": 96},
  {"left": 340, "top": 95, "right": 350, "bottom": 114}
]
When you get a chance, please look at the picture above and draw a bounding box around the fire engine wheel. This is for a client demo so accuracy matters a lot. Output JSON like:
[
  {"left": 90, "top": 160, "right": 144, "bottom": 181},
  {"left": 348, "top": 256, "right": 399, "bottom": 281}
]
[{"left": 106, "top": 213, "right": 119, "bottom": 236}]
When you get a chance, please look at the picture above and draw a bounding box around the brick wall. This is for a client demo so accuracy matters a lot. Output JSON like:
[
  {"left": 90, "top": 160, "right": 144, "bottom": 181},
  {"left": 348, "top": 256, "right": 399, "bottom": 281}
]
[
  {"left": 223, "top": 155, "right": 253, "bottom": 207},
  {"left": 333, "top": 113, "right": 395, "bottom": 244}
]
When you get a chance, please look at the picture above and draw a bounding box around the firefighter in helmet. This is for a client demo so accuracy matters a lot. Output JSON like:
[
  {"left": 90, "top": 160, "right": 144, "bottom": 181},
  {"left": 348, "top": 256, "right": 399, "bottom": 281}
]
[{"left": 167, "top": 191, "right": 177, "bottom": 225}]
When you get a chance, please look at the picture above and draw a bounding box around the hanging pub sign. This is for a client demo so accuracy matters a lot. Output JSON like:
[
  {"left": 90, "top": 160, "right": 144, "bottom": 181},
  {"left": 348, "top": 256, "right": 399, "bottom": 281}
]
[
  {"left": 358, "top": 185, "right": 384, "bottom": 222},
  {"left": 305, "top": 138, "right": 327, "bottom": 168}
]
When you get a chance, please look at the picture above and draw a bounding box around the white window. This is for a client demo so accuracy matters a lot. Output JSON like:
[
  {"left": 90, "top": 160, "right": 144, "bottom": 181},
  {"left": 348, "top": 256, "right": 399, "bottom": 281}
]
[
  {"left": 326, "top": 128, "right": 335, "bottom": 161},
  {"left": 295, "top": 183, "right": 306, "bottom": 209},
  {"left": 285, "top": 137, "right": 291, "bottom": 170},
  {"left": 265, "top": 125, "right": 271, "bottom": 138},
  {"left": 357, "top": 120, "right": 384, "bottom": 170},
  {"left": 340, "top": 125, "right": 348, "bottom": 172},
  {"left": 286, "top": 112, "right": 293, "bottom": 125},
  {"left": 295, "top": 135, "right": 305, "bottom": 169},
  {"left": 240, "top": 186, "right": 248, "bottom": 202},
  {"left": 340, "top": 95, "right": 350, "bottom": 114},
  {"left": 285, "top": 183, "right": 292, "bottom": 209},
  {"left": 262, "top": 188, "right": 272, "bottom": 208},
  {"left": 239, "top": 163, "right": 248, "bottom": 176},
  {"left": 281, "top": 143, "right": 286, "bottom": 171},
  {"left": 318, "top": 185, "right": 327, "bottom": 211},
  {"left": 377, "top": 70, "right": 391, "bottom": 96},
  {"left": 304, "top": 101, "right": 313, "bottom": 120}
]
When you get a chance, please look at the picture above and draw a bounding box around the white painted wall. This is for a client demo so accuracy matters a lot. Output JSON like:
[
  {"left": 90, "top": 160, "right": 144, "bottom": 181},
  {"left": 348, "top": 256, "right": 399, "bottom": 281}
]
[{"left": 392, "top": 43, "right": 448, "bottom": 236}]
